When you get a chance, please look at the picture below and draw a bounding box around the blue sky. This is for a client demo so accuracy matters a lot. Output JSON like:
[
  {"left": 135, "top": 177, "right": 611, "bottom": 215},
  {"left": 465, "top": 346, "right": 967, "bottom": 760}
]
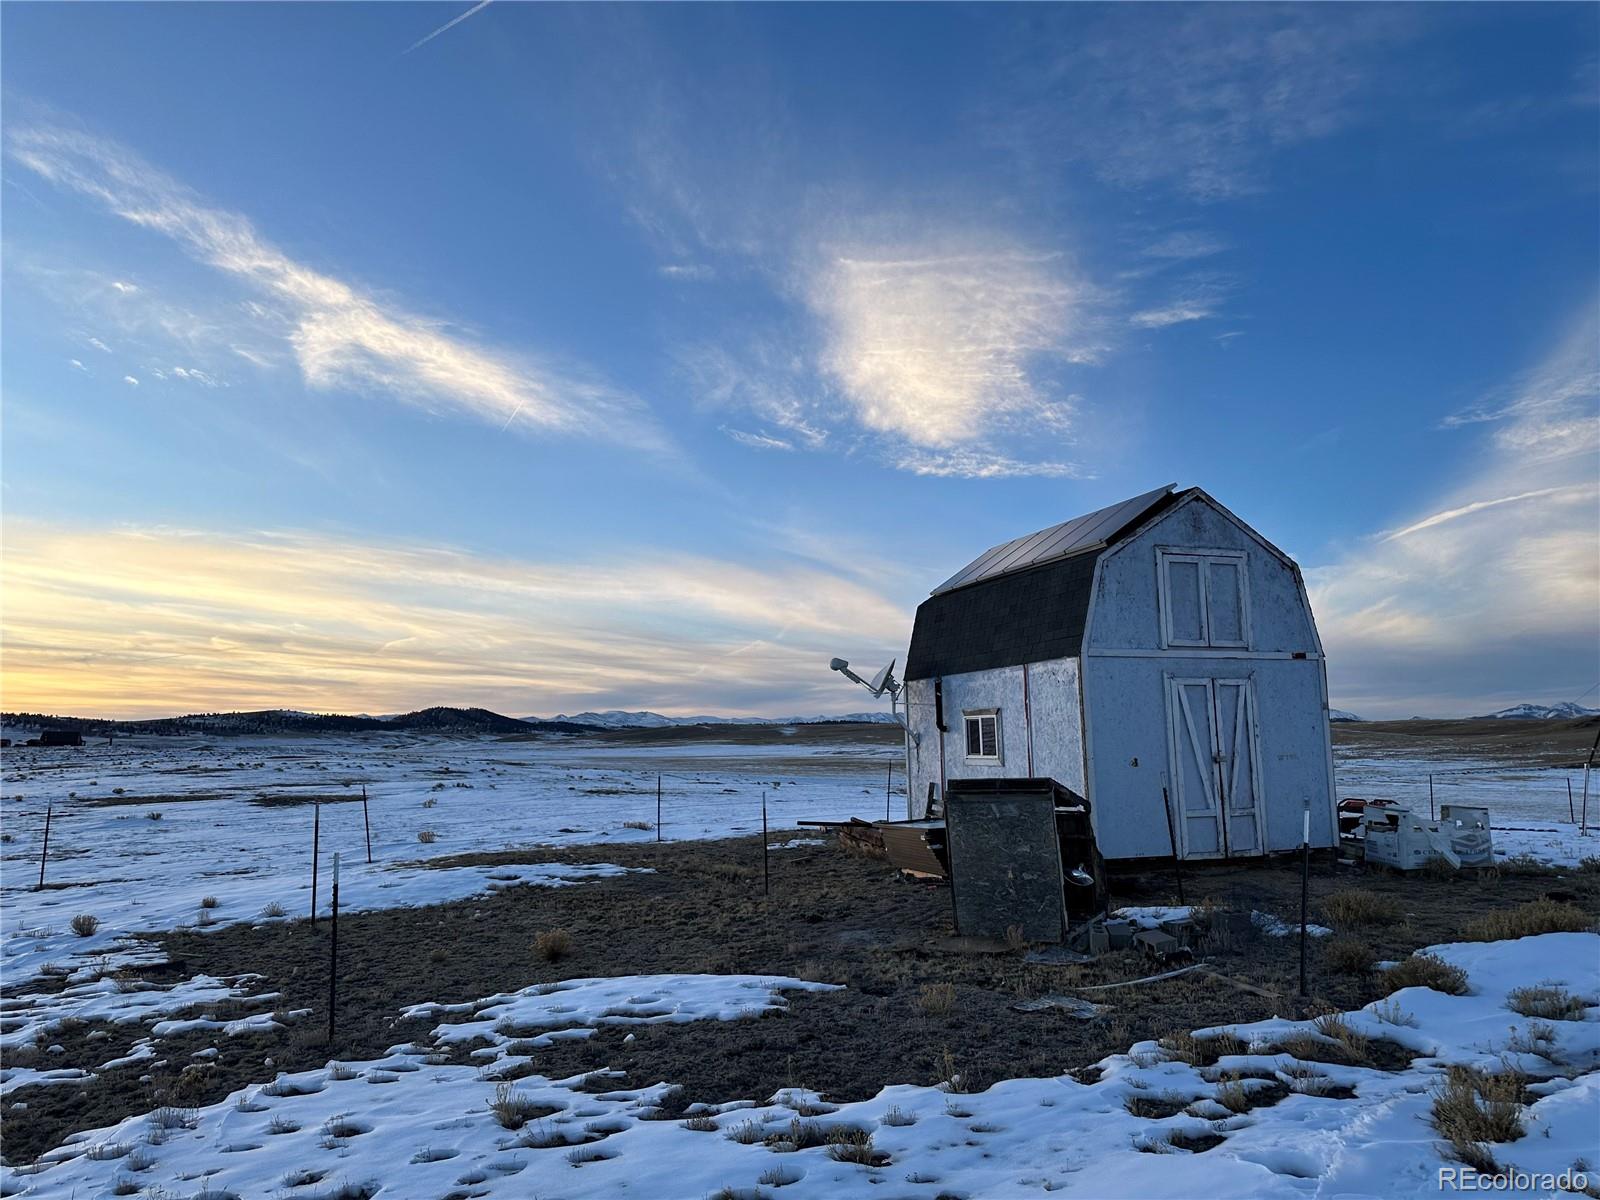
[{"left": 2, "top": 2, "right": 1596, "bottom": 719}]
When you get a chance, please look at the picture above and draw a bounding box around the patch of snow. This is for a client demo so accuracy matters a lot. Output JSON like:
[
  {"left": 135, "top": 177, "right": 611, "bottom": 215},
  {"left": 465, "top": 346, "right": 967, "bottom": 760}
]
[
  {"left": 1114, "top": 905, "right": 1196, "bottom": 929},
  {"left": 1250, "top": 910, "right": 1332, "bottom": 938}
]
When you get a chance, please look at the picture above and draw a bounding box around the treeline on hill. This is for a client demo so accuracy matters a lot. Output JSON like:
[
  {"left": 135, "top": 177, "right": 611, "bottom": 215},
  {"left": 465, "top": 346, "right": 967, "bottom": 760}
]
[{"left": 1, "top": 707, "right": 598, "bottom": 738}]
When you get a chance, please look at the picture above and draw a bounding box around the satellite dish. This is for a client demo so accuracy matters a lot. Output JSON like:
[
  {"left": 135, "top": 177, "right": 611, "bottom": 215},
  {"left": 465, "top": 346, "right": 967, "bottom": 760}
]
[{"left": 867, "top": 659, "right": 897, "bottom": 696}]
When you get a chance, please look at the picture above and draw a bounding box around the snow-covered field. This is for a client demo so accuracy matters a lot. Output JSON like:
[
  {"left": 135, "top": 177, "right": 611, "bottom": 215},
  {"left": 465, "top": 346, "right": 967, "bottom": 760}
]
[
  {"left": 1332, "top": 743, "right": 1595, "bottom": 828},
  {"left": 1, "top": 732, "right": 895, "bottom": 988},
  {"left": 2, "top": 729, "right": 1597, "bottom": 1197}
]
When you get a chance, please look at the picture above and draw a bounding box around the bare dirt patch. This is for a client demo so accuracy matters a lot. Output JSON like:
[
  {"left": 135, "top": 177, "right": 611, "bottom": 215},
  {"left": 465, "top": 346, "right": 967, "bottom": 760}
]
[{"left": 246, "top": 793, "right": 364, "bottom": 808}]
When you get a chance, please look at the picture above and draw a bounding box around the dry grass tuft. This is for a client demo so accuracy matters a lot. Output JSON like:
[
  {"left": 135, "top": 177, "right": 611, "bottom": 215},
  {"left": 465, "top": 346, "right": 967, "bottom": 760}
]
[
  {"left": 1124, "top": 1091, "right": 1189, "bottom": 1119},
  {"left": 825, "top": 1128, "right": 883, "bottom": 1166},
  {"left": 260, "top": 901, "right": 286, "bottom": 919},
  {"left": 725, "top": 1119, "right": 767, "bottom": 1145},
  {"left": 1463, "top": 901, "right": 1591, "bottom": 943},
  {"left": 1320, "top": 889, "right": 1399, "bottom": 926},
  {"left": 765, "top": 1119, "right": 829, "bottom": 1151},
  {"left": 682, "top": 1115, "right": 720, "bottom": 1132},
  {"left": 1431, "top": 1066, "right": 1525, "bottom": 1170},
  {"left": 1371, "top": 997, "right": 1418, "bottom": 1027},
  {"left": 416, "top": 829, "right": 438, "bottom": 844},
  {"left": 1214, "top": 1075, "right": 1252, "bottom": 1114},
  {"left": 70, "top": 913, "right": 100, "bottom": 938},
  {"left": 917, "top": 982, "right": 956, "bottom": 1017},
  {"left": 199, "top": 895, "right": 219, "bottom": 909},
  {"left": 535, "top": 928, "right": 573, "bottom": 962},
  {"left": 1160, "top": 1030, "right": 1245, "bottom": 1067},
  {"left": 1312, "top": 1013, "right": 1372, "bottom": 1065},
  {"left": 1506, "top": 984, "right": 1585, "bottom": 1021},
  {"left": 486, "top": 1083, "right": 557, "bottom": 1130},
  {"left": 1506, "top": 1021, "right": 1559, "bottom": 1058},
  {"left": 1324, "top": 936, "right": 1376, "bottom": 975},
  {"left": 1383, "top": 952, "right": 1468, "bottom": 996}
]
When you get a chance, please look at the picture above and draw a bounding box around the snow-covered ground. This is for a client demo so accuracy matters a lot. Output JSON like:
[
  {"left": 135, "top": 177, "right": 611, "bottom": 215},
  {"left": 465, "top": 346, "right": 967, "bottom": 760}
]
[
  {"left": 5, "top": 934, "right": 1596, "bottom": 1199},
  {"left": 2, "top": 730, "right": 1597, "bottom": 1196},
  {"left": 1, "top": 732, "right": 895, "bottom": 988},
  {"left": 1332, "top": 743, "right": 1595, "bottom": 828}
]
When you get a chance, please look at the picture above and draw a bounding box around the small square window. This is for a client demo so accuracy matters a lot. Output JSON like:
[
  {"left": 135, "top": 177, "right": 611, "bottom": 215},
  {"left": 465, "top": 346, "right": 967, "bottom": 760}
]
[{"left": 964, "top": 712, "right": 999, "bottom": 759}]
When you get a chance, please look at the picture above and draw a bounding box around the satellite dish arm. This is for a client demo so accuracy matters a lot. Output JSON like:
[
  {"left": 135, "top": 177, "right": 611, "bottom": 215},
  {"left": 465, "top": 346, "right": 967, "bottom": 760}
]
[{"left": 833, "top": 662, "right": 874, "bottom": 692}]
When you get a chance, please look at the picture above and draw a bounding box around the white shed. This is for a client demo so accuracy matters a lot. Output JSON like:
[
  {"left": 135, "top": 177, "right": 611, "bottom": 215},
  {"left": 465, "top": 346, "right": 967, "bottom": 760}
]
[{"left": 902, "top": 485, "right": 1337, "bottom": 861}]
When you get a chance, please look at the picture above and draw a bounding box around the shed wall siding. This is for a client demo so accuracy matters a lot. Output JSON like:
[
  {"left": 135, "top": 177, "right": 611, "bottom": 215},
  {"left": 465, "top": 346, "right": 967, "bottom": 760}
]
[
  {"left": 1088, "top": 495, "right": 1318, "bottom": 653},
  {"left": 1082, "top": 656, "right": 1335, "bottom": 857},
  {"left": 904, "top": 658, "right": 1084, "bottom": 819},
  {"left": 1082, "top": 495, "right": 1336, "bottom": 859}
]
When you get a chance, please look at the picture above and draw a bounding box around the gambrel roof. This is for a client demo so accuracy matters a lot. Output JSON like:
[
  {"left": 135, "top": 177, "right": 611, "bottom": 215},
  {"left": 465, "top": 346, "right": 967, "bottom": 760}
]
[
  {"left": 930, "top": 483, "right": 1176, "bottom": 596},
  {"left": 905, "top": 484, "right": 1181, "bottom": 682}
]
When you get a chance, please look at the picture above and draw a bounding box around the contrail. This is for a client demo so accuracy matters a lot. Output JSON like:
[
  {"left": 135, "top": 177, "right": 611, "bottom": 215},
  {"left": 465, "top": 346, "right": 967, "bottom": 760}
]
[{"left": 403, "top": 0, "right": 492, "bottom": 55}]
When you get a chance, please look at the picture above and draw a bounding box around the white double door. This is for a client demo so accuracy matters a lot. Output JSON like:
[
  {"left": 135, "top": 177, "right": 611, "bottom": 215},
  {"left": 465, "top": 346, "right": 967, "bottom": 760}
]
[{"left": 1165, "top": 676, "right": 1265, "bottom": 858}]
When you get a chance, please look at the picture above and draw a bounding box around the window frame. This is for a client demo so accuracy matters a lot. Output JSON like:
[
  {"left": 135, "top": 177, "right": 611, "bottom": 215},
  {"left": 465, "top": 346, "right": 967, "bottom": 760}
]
[
  {"left": 1157, "top": 548, "right": 1251, "bottom": 650},
  {"left": 963, "top": 710, "right": 1001, "bottom": 761}
]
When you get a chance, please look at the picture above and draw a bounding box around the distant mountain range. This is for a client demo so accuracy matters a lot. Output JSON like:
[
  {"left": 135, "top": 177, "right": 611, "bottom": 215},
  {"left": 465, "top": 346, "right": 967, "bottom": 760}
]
[
  {"left": 2, "top": 705, "right": 899, "bottom": 738},
  {"left": 1479, "top": 702, "right": 1600, "bottom": 720},
  {"left": 1321, "top": 702, "right": 1600, "bottom": 723},
  {"left": 1, "top": 707, "right": 591, "bottom": 738},
  {"left": 528, "top": 709, "right": 900, "bottom": 728}
]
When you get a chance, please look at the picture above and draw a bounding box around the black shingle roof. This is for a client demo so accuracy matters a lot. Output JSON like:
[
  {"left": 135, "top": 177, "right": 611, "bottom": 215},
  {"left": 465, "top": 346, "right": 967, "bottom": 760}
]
[
  {"left": 905, "top": 550, "right": 1101, "bottom": 680},
  {"left": 904, "top": 486, "right": 1183, "bottom": 681}
]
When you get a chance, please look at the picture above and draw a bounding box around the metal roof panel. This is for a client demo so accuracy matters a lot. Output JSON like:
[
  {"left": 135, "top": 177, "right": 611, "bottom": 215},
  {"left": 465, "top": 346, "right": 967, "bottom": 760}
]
[{"left": 929, "top": 483, "right": 1176, "bottom": 596}]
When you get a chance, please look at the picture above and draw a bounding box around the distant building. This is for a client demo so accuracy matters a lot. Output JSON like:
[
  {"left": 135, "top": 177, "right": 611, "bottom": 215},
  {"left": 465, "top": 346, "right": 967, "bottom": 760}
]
[
  {"left": 38, "top": 729, "right": 85, "bottom": 747},
  {"left": 903, "top": 485, "right": 1336, "bottom": 861}
]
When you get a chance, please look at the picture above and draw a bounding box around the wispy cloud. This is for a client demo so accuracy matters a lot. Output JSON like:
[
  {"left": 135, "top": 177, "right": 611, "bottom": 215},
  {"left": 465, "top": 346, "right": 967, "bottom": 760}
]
[
  {"left": 1142, "top": 231, "right": 1229, "bottom": 261},
  {"left": 682, "top": 236, "right": 1107, "bottom": 479},
  {"left": 997, "top": 6, "right": 1415, "bottom": 199},
  {"left": 1130, "top": 272, "right": 1230, "bottom": 329},
  {"left": 679, "top": 339, "right": 831, "bottom": 450},
  {"left": 660, "top": 262, "right": 716, "bottom": 282},
  {"left": 1379, "top": 487, "right": 1576, "bottom": 542},
  {"left": 720, "top": 426, "right": 795, "bottom": 452},
  {"left": 0, "top": 521, "right": 911, "bottom": 718},
  {"left": 121, "top": 375, "right": 139, "bottom": 387},
  {"left": 894, "top": 448, "right": 1081, "bottom": 480},
  {"left": 7, "top": 122, "right": 661, "bottom": 450},
  {"left": 796, "top": 239, "right": 1104, "bottom": 475},
  {"left": 1131, "top": 303, "right": 1215, "bottom": 329},
  {"left": 1308, "top": 303, "right": 1600, "bottom": 717},
  {"left": 402, "top": 0, "right": 492, "bottom": 55}
]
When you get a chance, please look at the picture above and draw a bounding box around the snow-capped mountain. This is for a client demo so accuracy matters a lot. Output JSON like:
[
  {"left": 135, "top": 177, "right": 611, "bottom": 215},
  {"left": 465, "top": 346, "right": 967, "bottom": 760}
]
[
  {"left": 1481, "top": 702, "right": 1600, "bottom": 720},
  {"left": 526, "top": 709, "right": 900, "bottom": 728},
  {"left": 1328, "top": 709, "right": 1363, "bottom": 722}
]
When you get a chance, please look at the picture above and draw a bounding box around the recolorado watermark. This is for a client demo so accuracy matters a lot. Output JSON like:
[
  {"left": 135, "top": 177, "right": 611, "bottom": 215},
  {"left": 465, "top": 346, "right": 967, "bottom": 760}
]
[{"left": 1439, "top": 1166, "right": 1590, "bottom": 1192}]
